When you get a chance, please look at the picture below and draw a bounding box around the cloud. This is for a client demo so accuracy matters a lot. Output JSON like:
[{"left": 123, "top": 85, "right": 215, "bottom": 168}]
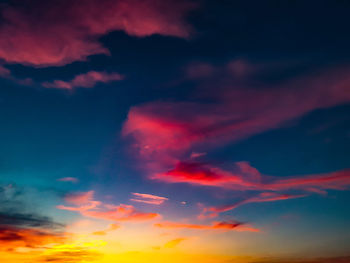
[
  {"left": 122, "top": 67, "right": 350, "bottom": 177},
  {"left": 57, "top": 190, "right": 160, "bottom": 222},
  {"left": 0, "top": 0, "right": 195, "bottom": 67},
  {"left": 164, "top": 237, "right": 187, "bottom": 248},
  {"left": 64, "top": 191, "right": 95, "bottom": 206},
  {"left": 39, "top": 243, "right": 102, "bottom": 263},
  {"left": 0, "top": 65, "right": 10, "bottom": 77},
  {"left": 92, "top": 223, "right": 120, "bottom": 236},
  {"left": 82, "top": 204, "right": 159, "bottom": 222},
  {"left": 0, "top": 184, "right": 67, "bottom": 251},
  {"left": 0, "top": 226, "right": 65, "bottom": 251},
  {"left": 199, "top": 192, "right": 306, "bottom": 219},
  {"left": 42, "top": 71, "right": 123, "bottom": 89},
  {"left": 154, "top": 161, "right": 350, "bottom": 193},
  {"left": 0, "top": 212, "right": 65, "bottom": 230},
  {"left": 57, "top": 177, "right": 79, "bottom": 183},
  {"left": 130, "top": 192, "right": 168, "bottom": 205},
  {"left": 155, "top": 220, "right": 260, "bottom": 232}
]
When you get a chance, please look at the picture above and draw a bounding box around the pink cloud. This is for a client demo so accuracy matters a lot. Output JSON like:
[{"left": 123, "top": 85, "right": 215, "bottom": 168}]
[
  {"left": 0, "top": 65, "right": 10, "bottom": 77},
  {"left": 42, "top": 71, "right": 123, "bottom": 89},
  {"left": 64, "top": 191, "right": 95, "bottom": 205},
  {"left": 57, "top": 190, "right": 160, "bottom": 222},
  {"left": 155, "top": 220, "right": 260, "bottom": 232},
  {"left": 122, "top": 67, "right": 350, "bottom": 195},
  {"left": 123, "top": 69, "right": 350, "bottom": 167},
  {"left": 199, "top": 192, "right": 307, "bottom": 219},
  {"left": 130, "top": 192, "right": 168, "bottom": 205},
  {"left": 82, "top": 204, "right": 159, "bottom": 221},
  {"left": 57, "top": 177, "right": 79, "bottom": 183},
  {"left": 154, "top": 161, "right": 350, "bottom": 193},
  {"left": 0, "top": 0, "right": 195, "bottom": 67}
]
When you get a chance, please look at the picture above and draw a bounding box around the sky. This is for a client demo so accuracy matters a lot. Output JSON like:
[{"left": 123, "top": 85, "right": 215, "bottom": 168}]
[{"left": 0, "top": 0, "right": 350, "bottom": 262}]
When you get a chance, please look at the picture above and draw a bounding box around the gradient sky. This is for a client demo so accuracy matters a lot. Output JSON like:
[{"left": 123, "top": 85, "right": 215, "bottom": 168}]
[{"left": 0, "top": 1, "right": 350, "bottom": 262}]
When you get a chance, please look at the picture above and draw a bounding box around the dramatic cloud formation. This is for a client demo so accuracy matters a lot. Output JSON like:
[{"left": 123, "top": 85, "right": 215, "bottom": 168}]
[
  {"left": 42, "top": 71, "right": 123, "bottom": 89},
  {"left": 0, "top": 0, "right": 195, "bottom": 67},
  {"left": 57, "top": 190, "right": 160, "bottom": 222},
  {"left": 123, "top": 68, "right": 350, "bottom": 168},
  {"left": 0, "top": 185, "right": 66, "bottom": 252},
  {"left": 123, "top": 66, "right": 350, "bottom": 197},
  {"left": 130, "top": 192, "right": 168, "bottom": 205},
  {"left": 155, "top": 220, "right": 260, "bottom": 232},
  {"left": 0, "top": 226, "right": 65, "bottom": 251}
]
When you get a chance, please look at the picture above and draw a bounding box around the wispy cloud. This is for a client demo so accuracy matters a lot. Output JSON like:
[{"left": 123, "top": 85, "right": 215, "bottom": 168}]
[
  {"left": 153, "top": 161, "right": 350, "bottom": 193},
  {"left": 57, "top": 190, "right": 160, "bottom": 222},
  {"left": 123, "top": 67, "right": 350, "bottom": 182},
  {"left": 57, "top": 177, "right": 79, "bottom": 183},
  {"left": 130, "top": 192, "right": 168, "bottom": 205},
  {"left": 164, "top": 237, "right": 187, "bottom": 248},
  {"left": 155, "top": 220, "right": 260, "bottom": 232},
  {"left": 199, "top": 192, "right": 306, "bottom": 219},
  {"left": 92, "top": 223, "right": 120, "bottom": 236},
  {"left": 42, "top": 71, "right": 123, "bottom": 90}
]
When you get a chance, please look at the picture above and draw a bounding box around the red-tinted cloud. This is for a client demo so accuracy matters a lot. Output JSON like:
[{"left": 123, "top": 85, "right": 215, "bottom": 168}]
[
  {"left": 0, "top": 0, "right": 195, "bottom": 67},
  {"left": 42, "top": 71, "right": 123, "bottom": 89},
  {"left": 0, "top": 226, "right": 64, "bottom": 250},
  {"left": 123, "top": 69, "right": 350, "bottom": 169},
  {"left": 123, "top": 67, "right": 350, "bottom": 195},
  {"left": 130, "top": 192, "right": 168, "bottom": 205},
  {"left": 154, "top": 161, "right": 350, "bottom": 193},
  {"left": 155, "top": 220, "right": 260, "bottom": 232},
  {"left": 57, "top": 191, "right": 160, "bottom": 222}
]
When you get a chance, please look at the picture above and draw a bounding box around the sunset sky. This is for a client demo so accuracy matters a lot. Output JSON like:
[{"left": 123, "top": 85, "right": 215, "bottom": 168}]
[{"left": 0, "top": 0, "right": 350, "bottom": 262}]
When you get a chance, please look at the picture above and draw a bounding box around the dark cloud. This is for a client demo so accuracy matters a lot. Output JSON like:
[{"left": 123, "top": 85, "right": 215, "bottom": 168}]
[{"left": 0, "top": 212, "right": 64, "bottom": 230}]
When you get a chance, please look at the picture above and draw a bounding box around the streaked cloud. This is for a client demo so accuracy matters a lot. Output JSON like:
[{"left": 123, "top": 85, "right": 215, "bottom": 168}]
[
  {"left": 57, "top": 177, "right": 79, "bottom": 183},
  {"left": 199, "top": 192, "right": 306, "bottom": 219},
  {"left": 155, "top": 220, "right": 260, "bottom": 232},
  {"left": 130, "top": 192, "right": 168, "bottom": 205},
  {"left": 42, "top": 71, "right": 123, "bottom": 90},
  {"left": 153, "top": 161, "right": 350, "bottom": 193},
  {"left": 57, "top": 190, "right": 160, "bottom": 222}
]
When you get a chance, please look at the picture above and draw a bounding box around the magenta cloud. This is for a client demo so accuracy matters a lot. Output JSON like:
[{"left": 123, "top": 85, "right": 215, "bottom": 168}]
[
  {"left": 42, "top": 71, "right": 123, "bottom": 89},
  {"left": 0, "top": 0, "right": 195, "bottom": 67}
]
